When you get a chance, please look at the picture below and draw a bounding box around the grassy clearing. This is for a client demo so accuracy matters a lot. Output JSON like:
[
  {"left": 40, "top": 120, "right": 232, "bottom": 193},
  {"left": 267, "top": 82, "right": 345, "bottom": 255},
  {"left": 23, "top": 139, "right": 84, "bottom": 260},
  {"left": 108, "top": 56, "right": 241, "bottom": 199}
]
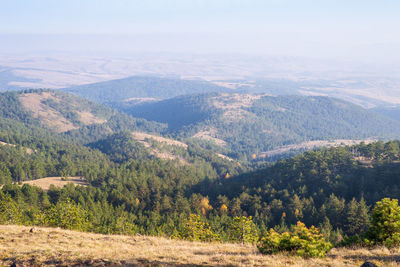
[
  {"left": 0, "top": 225, "right": 398, "bottom": 266},
  {"left": 21, "top": 177, "right": 88, "bottom": 190}
]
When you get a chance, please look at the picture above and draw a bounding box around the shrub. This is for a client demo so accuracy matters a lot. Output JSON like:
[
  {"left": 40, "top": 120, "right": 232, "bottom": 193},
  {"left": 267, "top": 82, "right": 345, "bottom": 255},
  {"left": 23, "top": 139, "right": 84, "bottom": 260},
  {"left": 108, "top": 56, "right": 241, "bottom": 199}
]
[
  {"left": 366, "top": 198, "right": 400, "bottom": 247},
  {"left": 228, "top": 216, "right": 258, "bottom": 244},
  {"left": 42, "top": 198, "right": 90, "bottom": 231},
  {"left": 178, "top": 214, "right": 220, "bottom": 242},
  {"left": 258, "top": 222, "right": 332, "bottom": 258},
  {"left": 0, "top": 193, "right": 23, "bottom": 224}
]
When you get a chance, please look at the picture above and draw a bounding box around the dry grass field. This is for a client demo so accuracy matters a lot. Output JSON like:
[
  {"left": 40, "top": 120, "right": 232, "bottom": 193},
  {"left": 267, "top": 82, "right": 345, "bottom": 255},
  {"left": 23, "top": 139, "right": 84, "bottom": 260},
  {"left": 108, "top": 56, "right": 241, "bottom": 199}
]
[
  {"left": 0, "top": 225, "right": 399, "bottom": 266},
  {"left": 21, "top": 177, "right": 88, "bottom": 190}
]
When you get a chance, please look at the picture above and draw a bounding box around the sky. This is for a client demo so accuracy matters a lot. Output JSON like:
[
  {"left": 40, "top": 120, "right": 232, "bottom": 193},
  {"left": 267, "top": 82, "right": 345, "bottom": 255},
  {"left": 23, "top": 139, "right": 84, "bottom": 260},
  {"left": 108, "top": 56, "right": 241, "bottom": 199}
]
[{"left": 0, "top": 0, "right": 399, "bottom": 60}]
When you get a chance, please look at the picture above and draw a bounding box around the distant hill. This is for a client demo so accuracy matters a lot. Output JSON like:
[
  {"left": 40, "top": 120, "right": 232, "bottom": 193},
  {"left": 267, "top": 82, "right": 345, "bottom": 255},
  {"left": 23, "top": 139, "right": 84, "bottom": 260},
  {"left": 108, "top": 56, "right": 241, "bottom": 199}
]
[
  {"left": 123, "top": 92, "right": 400, "bottom": 159},
  {"left": 0, "top": 89, "right": 166, "bottom": 144},
  {"left": 62, "top": 76, "right": 231, "bottom": 104},
  {"left": 372, "top": 105, "right": 400, "bottom": 122}
]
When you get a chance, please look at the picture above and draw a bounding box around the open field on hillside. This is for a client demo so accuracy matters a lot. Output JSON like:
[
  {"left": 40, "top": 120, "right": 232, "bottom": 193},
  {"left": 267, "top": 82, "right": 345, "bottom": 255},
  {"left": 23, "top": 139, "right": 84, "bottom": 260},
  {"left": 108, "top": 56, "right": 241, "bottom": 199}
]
[
  {"left": 0, "top": 225, "right": 398, "bottom": 266},
  {"left": 0, "top": 141, "right": 34, "bottom": 154},
  {"left": 21, "top": 177, "right": 88, "bottom": 190},
  {"left": 259, "top": 139, "right": 376, "bottom": 158},
  {"left": 18, "top": 91, "right": 107, "bottom": 133},
  {"left": 132, "top": 132, "right": 188, "bottom": 149}
]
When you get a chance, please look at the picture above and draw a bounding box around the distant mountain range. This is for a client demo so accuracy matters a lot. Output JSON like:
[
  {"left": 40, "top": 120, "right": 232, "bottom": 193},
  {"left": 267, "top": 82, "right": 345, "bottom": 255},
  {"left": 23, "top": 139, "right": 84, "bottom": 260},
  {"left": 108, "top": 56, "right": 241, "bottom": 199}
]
[{"left": 1, "top": 86, "right": 398, "bottom": 162}]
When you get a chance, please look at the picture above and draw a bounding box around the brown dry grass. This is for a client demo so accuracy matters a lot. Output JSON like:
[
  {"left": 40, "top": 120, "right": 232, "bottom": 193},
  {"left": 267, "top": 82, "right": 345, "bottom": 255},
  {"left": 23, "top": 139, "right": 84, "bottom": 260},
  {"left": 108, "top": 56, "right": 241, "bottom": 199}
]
[
  {"left": 18, "top": 92, "right": 107, "bottom": 133},
  {"left": 259, "top": 139, "right": 376, "bottom": 158},
  {"left": 76, "top": 111, "right": 107, "bottom": 125},
  {"left": 0, "top": 141, "right": 34, "bottom": 155},
  {"left": 131, "top": 132, "right": 188, "bottom": 149},
  {"left": 19, "top": 92, "right": 79, "bottom": 133},
  {"left": 131, "top": 132, "right": 189, "bottom": 164},
  {"left": 192, "top": 128, "right": 227, "bottom": 147},
  {"left": 0, "top": 225, "right": 399, "bottom": 266},
  {"left": 21, "top": 177, "right": 88, "bottom": 191}
]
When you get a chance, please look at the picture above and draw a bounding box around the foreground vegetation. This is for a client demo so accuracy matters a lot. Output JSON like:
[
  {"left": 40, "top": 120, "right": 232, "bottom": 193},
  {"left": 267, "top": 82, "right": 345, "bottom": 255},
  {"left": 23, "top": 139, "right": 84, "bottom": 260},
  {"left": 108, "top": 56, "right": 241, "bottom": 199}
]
[{"left": 1, "top": 224, "right": 398, "bottom": 267}]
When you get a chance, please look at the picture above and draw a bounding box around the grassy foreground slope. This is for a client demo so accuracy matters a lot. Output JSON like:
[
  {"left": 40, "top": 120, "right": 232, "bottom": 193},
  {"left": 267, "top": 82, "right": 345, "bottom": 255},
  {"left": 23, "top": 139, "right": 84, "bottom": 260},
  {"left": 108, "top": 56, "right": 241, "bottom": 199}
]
[{"left": 0, "top": 225, "right": 397, "bottom": 267}]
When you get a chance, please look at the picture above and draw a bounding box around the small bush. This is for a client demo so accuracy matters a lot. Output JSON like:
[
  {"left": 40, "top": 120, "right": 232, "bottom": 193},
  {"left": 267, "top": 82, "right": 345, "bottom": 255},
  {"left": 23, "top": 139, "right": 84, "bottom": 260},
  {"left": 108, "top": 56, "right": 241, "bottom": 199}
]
[
  {"left": 258, "top": 221, "right": 332, "bottom": 258},
  {"left": 41, "top": 198, "right": 90, "bottom": 231},
  {"left": 228, "top": 216, "right": 258, "bottom": 244},
  {"left": 366, "top": 198, "right": 400, "bottom": 247},
  {"left": 178, "top": 214, "right": 220, "bottom": 242}
]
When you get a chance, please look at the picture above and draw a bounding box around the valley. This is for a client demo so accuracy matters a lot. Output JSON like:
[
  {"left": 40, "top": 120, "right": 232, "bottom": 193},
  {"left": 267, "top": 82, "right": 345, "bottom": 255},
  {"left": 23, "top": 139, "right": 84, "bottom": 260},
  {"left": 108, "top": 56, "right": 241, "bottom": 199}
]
[{"left": 2, "top": 1, "right": 400, "bottom": 266}]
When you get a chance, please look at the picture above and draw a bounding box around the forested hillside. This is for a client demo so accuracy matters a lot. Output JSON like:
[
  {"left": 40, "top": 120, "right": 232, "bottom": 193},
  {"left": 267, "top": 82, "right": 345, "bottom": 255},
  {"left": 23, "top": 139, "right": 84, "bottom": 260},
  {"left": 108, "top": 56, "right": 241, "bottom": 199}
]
[
  {"left": 0, "top": 89, "right": 166, "bottom": 144},
  {"left": 63, "top": 76, "right": 230, "bottom": 104},
  {"left": 1, "top": 137, "right": 399, "bottom": 245},
  {"left": 372, "top": 105, "right": 400, "bottom": 122},
  {"left": 123, "top": 93, "right": 400, "bottom": 160}
]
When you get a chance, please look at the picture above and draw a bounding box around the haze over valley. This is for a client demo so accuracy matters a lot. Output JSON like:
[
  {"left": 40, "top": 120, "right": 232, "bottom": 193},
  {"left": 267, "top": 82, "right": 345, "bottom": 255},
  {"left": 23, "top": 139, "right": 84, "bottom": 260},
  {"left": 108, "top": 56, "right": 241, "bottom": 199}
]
[{"left": 1, "top": 1, "right": 400, "bottom": 266}]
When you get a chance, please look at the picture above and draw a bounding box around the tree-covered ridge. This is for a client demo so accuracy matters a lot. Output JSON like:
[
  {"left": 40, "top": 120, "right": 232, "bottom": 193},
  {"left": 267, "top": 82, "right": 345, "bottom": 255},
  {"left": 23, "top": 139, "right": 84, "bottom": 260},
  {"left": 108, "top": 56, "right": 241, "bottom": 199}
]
[
  {"left": 87, "top": 131, "right": 243, "bottom": 178},
  {"left": 63, "top": 76, "right": 230, "bottom": 104},
  {"left": 197, "top": 141, "right": 400, "bottom": 235},
  {"left": 0, "top": 89, "right": 166, "bottom": 144},
  {"left": 372, "top": 105, "right": 400, "bottom": 122},
  {"left": 122, "top": 93, "right": 400, "bottom": 160}
]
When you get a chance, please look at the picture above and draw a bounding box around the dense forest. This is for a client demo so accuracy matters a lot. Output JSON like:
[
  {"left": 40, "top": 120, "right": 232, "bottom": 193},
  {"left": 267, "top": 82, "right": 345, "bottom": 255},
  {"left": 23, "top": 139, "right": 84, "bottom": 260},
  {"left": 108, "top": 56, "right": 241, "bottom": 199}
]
[
  {"left": 1, "top": 130, "right": 399, "bottom": 244},
  {"left": 372, "top": 105, "right": 400, "bottom": 122},
  {"left": 122, "top": 93, "right": 400, "bottom": 160}
]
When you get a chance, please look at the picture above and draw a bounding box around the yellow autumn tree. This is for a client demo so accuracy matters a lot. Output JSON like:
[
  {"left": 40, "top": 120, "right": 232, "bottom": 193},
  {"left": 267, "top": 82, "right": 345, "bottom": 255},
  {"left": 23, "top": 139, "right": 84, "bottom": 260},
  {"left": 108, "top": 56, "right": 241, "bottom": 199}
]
[{"left": 199, "top": 197, "right": 213, "bottom": 215}]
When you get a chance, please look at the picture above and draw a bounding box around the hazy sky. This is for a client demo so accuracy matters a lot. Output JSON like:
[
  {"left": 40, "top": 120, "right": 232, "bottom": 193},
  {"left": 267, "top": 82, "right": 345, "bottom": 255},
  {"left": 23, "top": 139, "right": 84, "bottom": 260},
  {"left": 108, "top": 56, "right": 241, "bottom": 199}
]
[{"left": 1, "top": 0, "right": 399, "bottom": 59}]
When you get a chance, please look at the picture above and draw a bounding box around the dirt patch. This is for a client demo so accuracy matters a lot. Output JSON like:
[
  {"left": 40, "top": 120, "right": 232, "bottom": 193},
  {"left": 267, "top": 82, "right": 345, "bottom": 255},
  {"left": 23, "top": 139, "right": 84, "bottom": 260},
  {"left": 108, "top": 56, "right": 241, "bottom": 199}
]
[{"left": 21, "top": 177, "right": 88, "bottom": 190}]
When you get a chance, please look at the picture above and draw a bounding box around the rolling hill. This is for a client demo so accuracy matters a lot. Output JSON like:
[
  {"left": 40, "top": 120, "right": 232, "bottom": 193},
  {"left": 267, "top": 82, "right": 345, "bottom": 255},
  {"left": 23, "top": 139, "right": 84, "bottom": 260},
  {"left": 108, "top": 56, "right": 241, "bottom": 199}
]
[
  {"left": 121, "top": 92, "right": 400, "bottom": 159},
  {"left": 62, "top": 75, "right": 231, "bottom": 104},
  {"left": 372, "top": 105, "right": 400, "bottom": 122},
  {"left": 0, "top": 89, "right": 166, "bottom": 144},
  {"left": 0, "top": 89, "right": 243, "bottom": 185}
]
